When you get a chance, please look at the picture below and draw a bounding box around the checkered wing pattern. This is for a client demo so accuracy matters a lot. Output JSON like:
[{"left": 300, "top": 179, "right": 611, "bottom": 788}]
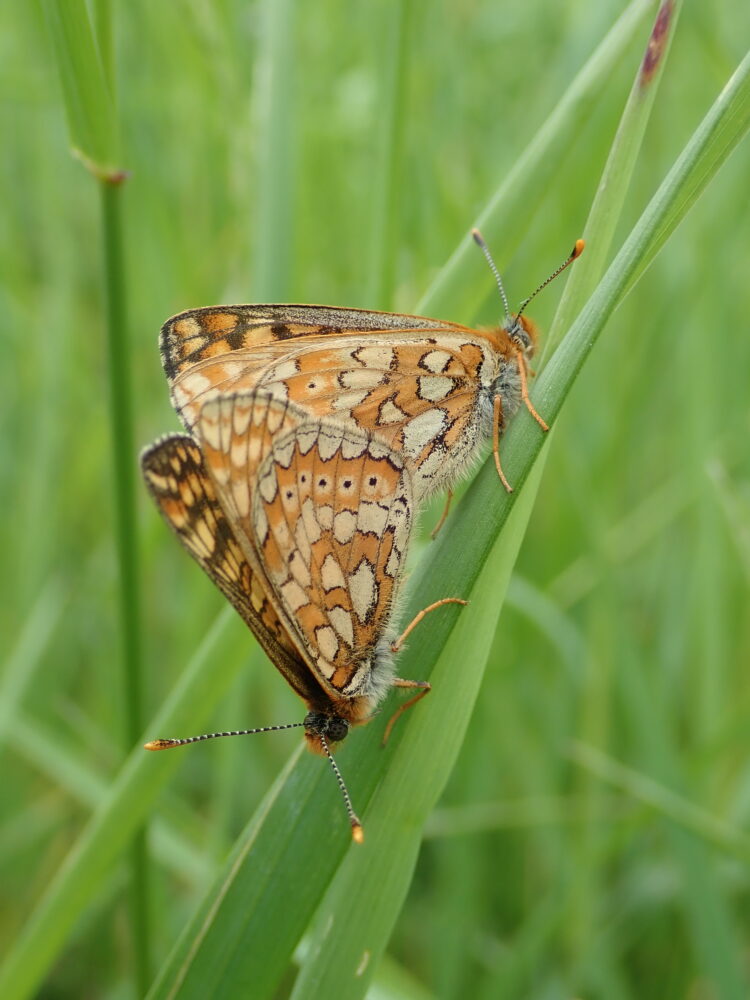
[
  {"left": 194, "top": 391, "right": 413, "bottom": 701},
  {"left": 140, "top": 434, "right": 300, "bottom": 666},
  {"left": 160, "top": 305, "right": 518, "bottom": 500}
]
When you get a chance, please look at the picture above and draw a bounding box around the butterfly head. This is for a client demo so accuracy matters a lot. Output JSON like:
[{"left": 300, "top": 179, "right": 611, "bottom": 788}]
[
  {"left": 303, "top": 710, "right": 350, "bottom": 754},
  {"left": 504, "top": 313, "right": 539, "bottom": 360},
  {"left": 472, "top": 228, "right": 584, "bottom": 360}
]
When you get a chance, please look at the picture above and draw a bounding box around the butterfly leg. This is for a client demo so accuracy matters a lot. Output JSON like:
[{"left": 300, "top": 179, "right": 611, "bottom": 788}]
[
  {"left": 492, "top": 395, "right": 514, "bottom": 492},
  {"left": 382, "top": 598, "right": 468, "bottom": 744},
  {"left": 515, "top": 350, "right": 549, "bottom": 431},
  {"left": 430, "top": 490, "right": 454, "bottom": 540},
  {"left": 390, "top": 597, "right": 468, "bottom": 654},
  {"left": 382, "top": 679, "right": 432, "bottom": 745}
]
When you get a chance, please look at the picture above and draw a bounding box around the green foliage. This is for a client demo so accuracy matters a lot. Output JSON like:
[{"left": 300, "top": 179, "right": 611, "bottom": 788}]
[{"left": 2, "top": 1, "right": 749, "bottom": 998}]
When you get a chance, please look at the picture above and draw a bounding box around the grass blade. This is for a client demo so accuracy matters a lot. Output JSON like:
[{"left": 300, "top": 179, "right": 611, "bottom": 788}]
[
  {"left": 0, "top": 611, "right": 239, "bottom": 1000},
  {"left": 417, "top": 0, "right": 656, "bottom": 320}
]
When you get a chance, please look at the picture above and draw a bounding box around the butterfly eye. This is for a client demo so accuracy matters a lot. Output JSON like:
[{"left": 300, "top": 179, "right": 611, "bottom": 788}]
[{"left": 509, "top": 323, "right": 533, "bottom": 353}]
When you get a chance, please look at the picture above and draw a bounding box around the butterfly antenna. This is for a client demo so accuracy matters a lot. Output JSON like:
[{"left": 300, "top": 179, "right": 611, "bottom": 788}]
[
  {"left": 144, "top": 722, "right": 306, "bottom": 750},
  {"left": 472, "top": 228, "right": 512, "bottom": 324},
  {"left": 319, "top": 734, "right": 364, "bottom": 843},
  {"left": 516, "top": 239, "right": 585, "bottom": 323}
]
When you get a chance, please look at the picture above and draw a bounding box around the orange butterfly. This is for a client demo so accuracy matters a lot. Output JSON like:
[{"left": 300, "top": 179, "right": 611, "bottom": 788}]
[
  {"left": 159, "top": 234, "right": 584, "bottom": 504},
  {"left": 142, "top": 390, "right": 463, "bottom": 838}
]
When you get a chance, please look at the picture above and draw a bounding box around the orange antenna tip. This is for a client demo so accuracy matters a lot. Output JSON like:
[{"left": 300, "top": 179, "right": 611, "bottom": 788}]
[
  {"left": 572, "top": 238, "right": 585, "bottom": 258},
  {"left": 351, "top": 822, "right": 365, "bottom": 844},
  {"left": 144, "top": 739, "right": 179, "bottom": 751}
]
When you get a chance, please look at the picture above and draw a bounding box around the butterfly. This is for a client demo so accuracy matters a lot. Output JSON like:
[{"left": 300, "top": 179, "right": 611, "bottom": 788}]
[
  {"left": 142, "top": 390, "right": 463, "bottom": 839},
  {"left": 158, "top": 234, "right": 584, "bottom": 505}
]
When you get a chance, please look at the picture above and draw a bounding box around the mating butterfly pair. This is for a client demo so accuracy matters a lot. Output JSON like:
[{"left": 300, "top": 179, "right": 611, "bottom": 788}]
[{"left": 142, "top": 233, "right": 583, "bottom": 838}]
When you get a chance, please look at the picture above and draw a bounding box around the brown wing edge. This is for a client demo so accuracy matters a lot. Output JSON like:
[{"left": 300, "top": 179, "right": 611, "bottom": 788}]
[
  {"left": 158, "top": 303, "right": 475, "bottom": 381},
  {"left": 140, "top": 433, "right": 331, "bottom": 710}
]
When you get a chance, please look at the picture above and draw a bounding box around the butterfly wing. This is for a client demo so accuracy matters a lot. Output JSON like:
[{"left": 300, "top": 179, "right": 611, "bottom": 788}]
[
  {"left": 194, "top": 390, "right": 413, "bottom": 707},
  {"left": 160, "top": 303, "right": 466, "bottom": 384},
  {"left": 162, "top": 305, "right": 503, "bottom": 499},
  {"left": 252, "top": 414, "right": 413, "bottom": 704},
  {"left": 141, "top": 433, "right": 327, "bottom": 707}
]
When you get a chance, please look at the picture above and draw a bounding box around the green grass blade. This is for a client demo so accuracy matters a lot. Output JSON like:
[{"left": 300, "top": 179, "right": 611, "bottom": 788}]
[
  {"left": 291, "top": 464, "right": 544, "bottom": 999},
  {"left": 366, "top": 2, "right": 412, "bottom": 309},
  {"left": 615, "top": 653, "right": 747, "bottom": 996},
  {"left": 0, "top": 610, "right": 239, "bottom": 1000},
  {"left": 569, "top": 741, "right": 750, "bottom": 862},
  {"left": 0, "top": 580, "right": 64, "bottom": 752},
  {"left": 547, "top": 0, "right": 682, "bottom": 355},
  {"left": 39, "top": 0, "right": 151, "bottom": 987},
  {"left": 9, "top": 710, "right": 213, "bottom": 885},
  {"left": 622, "top": 46, "right": 750, "bottom": 298},
  {"left": 416, "top": 0, "right": 656, "bottom": 320},
  {"left": 253, "top": 0, "right": 296, "bottom": 300},
  {"left": 38, "top": 0, "right": 120, "bottom": 178}
]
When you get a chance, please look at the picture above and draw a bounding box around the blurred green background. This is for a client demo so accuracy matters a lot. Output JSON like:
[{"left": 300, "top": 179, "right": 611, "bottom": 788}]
[{"left": 2, "top": 1, "right": 749, "bottom": 997}]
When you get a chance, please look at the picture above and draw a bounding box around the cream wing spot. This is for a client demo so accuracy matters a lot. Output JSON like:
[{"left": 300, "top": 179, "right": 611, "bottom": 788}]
[
  {"left": 349, "top": 559, "right": 378, "bottom": 624},
  {"left": 379, "top": 399, "right": 408, "bottom": 424},
  {"left": 281, "top": 578, "right": 308, "bottom": 612},
  {"left": 315, "top": 627, "right": 339, "bottom": 665},
  {"left": 418, "top": 375, "right": 454, "bottom": 401},
  {"left": 296, "top": 427, "right": 318, "bottom": 455},
  {"left": 265, "top": 359, "right": 300, "bottom": 381},
  {"left": 340, "top": 435, "right": 369, "bottom": 460},
  {"left": 233, "top": 473, "right": 251, "bottom": 517},
  {"left": 353, "top": 345, "right": 395, "bottom": 369},
  {"left": 321, "top": 553, "right": 346, "bottom": 591},
  {"left": 259, "top": 466, "right": 279, "bottom": 503},
  {"left": 198, "top": 409, "right": 222, "bottom": 451},
  {"left": 266, "top": 401, "right": 287, "bottom": 434},
  {"left": 289, "top": 550, "right": 311, "bottom": 587},
  {"left": 339, "top": 369, "right": 386, "bottom": 390},
  {"left": 334, "top": 510, "right": 357, "bottom": 544},
  {"left": 331, "top": 389, "right": 369, "bottom": 412},
  {"left": 317, "top": 504, "right": 334, "bottom": 530},
  {"left": 293, "top": 516, "right": 312, "bottom": 564},
  {"left": 317, "top": 427, "right": 343, "bottom": 461},
  {"left": 182, "top": 371, "right": 213, "bottom": 396},
  {"left": 272, "top": 435, "right": 296, "bottom": 470},
  {"left": 402, "top": 409, "right": 447, "bottom": 458},
  {"left": 365, "top": 438, "right": 390, "bottom": 461},
  {"left": 230, "top": 436, "right": 248, "bottom": 470},
  {"left": 300, "top": 497, "right": 322, "bottom": 543},
  {"left": 421, "top": 349, "right": 452, "bottom": 373},
  {"left": 253, "top": 503, "right": 269, "bottom": 544},
  {"left": 357, "top": 500, "right": 389, "bottom": 536},
  {"left": 328, "top": 606, "right": 354, "bottom": 647}
]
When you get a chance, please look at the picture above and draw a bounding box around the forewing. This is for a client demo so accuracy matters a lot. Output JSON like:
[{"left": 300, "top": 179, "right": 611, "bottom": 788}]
[
  {"left": 251, "top": 416, "right": 413, "bottom": 697},
  {"left": 161, "top": 306, "right": 491, "bottom": 453},
  {"left": 163, "top": 306, "right": 495, "bottom": 502},
  {"left": 160, "top": 303, "right": 465, "bottom": 384},
  {"left": 141, "top": 434, "right": 312, "bottom": 696}
]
